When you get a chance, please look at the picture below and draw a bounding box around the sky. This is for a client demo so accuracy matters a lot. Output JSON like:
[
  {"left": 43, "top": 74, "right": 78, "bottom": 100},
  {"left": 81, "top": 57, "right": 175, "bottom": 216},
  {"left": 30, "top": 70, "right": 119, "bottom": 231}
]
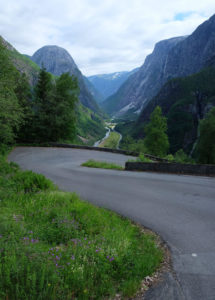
[{"left": 0, "top": 0, "right": 215, "bottom": 76}]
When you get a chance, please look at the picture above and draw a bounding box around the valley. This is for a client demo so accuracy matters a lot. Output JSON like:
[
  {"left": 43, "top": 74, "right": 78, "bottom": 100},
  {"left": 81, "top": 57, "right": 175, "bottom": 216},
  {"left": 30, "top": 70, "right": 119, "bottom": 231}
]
[
  {"left": 1, "top": 10, "right": 215, "bottom": 300},
  {"left": 94, "top": 122, "right": 122, "bottom": 149},
  {"left": 1, "top": 13, "right": 215, "bottom": 161}
]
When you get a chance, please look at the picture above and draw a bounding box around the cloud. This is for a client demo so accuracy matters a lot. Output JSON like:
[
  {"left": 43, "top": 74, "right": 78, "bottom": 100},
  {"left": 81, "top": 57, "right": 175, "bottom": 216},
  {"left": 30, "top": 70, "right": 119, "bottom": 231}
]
[{"left": 0, "top": 0, "right": 215, "bottom": 75}]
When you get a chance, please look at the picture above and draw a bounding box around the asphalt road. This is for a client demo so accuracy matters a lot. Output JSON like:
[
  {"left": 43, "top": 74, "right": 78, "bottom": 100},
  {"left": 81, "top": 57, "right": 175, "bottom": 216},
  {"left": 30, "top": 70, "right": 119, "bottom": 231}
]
[{"left": 9, "top": 147, "right": 215, "bottom": 300}]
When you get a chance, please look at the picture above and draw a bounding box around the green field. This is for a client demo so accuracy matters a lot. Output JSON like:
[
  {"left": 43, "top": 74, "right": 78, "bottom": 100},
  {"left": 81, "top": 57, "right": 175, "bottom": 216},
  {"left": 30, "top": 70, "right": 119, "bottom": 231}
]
[{"left": 99, "top": 131, "right": 121, "bottom": 149}]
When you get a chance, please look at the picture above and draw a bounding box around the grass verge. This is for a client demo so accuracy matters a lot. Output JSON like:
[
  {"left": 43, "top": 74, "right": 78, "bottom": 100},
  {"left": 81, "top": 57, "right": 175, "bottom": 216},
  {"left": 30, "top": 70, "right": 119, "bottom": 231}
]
[
  {"left": 0, "top": 153, "right": 163, "bottom": 299},
  {"left": 128, "top": 154, "right": 154, "bottom": 163},
  {"left": 99, "top": 131, "right": 121, "bottom": 149},
  {"left": 82, "top": 159, "right": 124, "bottom": 171}
]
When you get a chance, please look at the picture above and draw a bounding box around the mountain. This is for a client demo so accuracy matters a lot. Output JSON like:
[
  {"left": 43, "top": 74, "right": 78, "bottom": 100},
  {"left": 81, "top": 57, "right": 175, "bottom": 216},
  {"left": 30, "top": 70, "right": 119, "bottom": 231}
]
[
  {"left": 101, "top": 37, "right": 186, "bottom": 118},
  {"left": 118, "top": 66, "right": 215, "bottom": 154},
  {"left": 87, "top": 69, "right": 139, "bottom": 102},
  {"left": 102, "top": 14, "right": 215, "bottom": 119},
  {"left": 0, "top": 37, "right": 106, "bottom": 144},
  {"left": 31, "top": 45, "right": 101, "bottom": 114},
  {"left": 0, "top": 36, "right": 40, "bottom": 85},
  {"left": 83, "top": 76, "right": 104, "bottom": 103}
]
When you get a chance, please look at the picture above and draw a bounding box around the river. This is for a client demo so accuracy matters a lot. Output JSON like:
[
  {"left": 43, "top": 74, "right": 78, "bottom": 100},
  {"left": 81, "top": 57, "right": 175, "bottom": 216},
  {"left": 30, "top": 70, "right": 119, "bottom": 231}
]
[{"left": 93, "top": 127, "right": 111, "bottom": 147}]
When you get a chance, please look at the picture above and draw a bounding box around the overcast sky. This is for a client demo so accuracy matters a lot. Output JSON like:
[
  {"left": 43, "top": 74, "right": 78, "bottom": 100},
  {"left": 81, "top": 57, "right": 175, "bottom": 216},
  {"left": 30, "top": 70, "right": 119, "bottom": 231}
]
[{"left": 0, "top": 0, "right": 215, "bottom": 76}]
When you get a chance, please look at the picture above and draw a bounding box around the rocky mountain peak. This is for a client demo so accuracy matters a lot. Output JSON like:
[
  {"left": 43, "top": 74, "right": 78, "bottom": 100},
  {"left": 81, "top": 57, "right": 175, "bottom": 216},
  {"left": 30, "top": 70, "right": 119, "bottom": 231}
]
[
  {"left": 31, "top": 45, "right": 78, "bottom": 76},
  {"left": 31, "top": 45, "right": 100, "bottom": 114}
]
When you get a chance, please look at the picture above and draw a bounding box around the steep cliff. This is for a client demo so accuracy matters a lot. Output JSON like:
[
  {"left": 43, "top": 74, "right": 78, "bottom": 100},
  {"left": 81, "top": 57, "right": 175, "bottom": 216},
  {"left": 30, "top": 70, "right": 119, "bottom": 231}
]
[
  {"left": 102, "top": 36, "right": 186, "bottom": 117},
  {"left": 135, "top": 67, "right": 215, "bottom": 153},
  {"left": 103, "top": 14, "right": 215, "bottom": 119}
]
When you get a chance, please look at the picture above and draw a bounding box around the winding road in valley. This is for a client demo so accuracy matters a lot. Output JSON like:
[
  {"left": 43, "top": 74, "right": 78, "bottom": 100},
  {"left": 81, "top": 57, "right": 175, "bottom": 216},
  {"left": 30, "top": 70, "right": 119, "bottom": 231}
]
[{"left": 9, "top": 147, "right": 215, "bottom": 300}]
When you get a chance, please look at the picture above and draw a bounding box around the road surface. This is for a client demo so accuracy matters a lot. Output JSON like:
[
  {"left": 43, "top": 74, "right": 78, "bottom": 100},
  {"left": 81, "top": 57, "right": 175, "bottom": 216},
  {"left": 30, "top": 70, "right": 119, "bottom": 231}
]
[{"left": 9, "top": 147, "right": 215, "bottom": 300}]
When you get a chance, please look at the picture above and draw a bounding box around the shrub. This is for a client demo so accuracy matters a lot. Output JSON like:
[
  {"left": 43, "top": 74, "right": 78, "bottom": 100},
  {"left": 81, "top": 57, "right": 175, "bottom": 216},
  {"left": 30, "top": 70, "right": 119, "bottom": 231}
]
[{"left": 12, "top": 170, "right": 55, "bottom": 193}]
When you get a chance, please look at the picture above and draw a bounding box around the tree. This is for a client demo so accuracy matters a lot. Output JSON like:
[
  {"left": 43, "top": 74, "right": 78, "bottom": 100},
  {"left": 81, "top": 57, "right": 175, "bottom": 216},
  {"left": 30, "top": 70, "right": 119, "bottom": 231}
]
[
  {"left": 144, "top": 106, "right": 169, "bottom": 157},
  {"left": 33, "top": 67, "right": 54, "bottom": 141},
  {"left": 15, "top": 73, "right": 34, "bottom": 142},
  {"left": 0, "top": 42, "right": 23, "bottom": 145},
  {"left": 33, "top": 70, "right": 78, "bottom": 142},
  {"left": 196, "top": 107, "right": 215, "bottom": 164},
  {"left": 53, "top": 73, "right": 78, "bottom": 141}
]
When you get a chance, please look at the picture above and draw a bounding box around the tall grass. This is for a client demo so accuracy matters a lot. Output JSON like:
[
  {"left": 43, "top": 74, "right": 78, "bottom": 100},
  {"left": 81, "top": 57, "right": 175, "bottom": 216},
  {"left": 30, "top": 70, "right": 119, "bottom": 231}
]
[
  {"left": 82, "top": 159, "right": 124, "bottom": 170},
  {"left": 0, "top": 154, "right": 163, "bottom": 299}
]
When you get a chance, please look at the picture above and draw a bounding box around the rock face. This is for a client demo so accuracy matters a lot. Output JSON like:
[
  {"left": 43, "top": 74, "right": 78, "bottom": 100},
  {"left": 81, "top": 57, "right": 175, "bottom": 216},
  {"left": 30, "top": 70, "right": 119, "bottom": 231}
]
[
  {"left": 102, "top": 14, "right": 215, "bottom": 118},
  {"left": 102, "top": 37, "right": 186, "bottom": 117},
  {"left": 87, "top": 69, "right": 139, "bottom": 102},
  {"left": 135, "top": 66, "right": 215, "bottom": 153},
  {"left": 31, "top": 46, "right": 100, "bottom": 113}
]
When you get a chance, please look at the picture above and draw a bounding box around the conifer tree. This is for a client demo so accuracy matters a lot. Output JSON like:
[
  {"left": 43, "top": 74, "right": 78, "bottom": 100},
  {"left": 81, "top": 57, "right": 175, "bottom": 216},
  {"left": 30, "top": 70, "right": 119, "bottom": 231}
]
[
  {"left": 144, "top": 106, "right": 169, "bottom": 157},
  {"left": 33, "top": 69, "right": 78, "bottom": 142},
  {"left": 53, "top": 73, "right": 78, "bottom": 141},
  {"left": 33, "top": 67, "right": 54, "bottom": 141}
]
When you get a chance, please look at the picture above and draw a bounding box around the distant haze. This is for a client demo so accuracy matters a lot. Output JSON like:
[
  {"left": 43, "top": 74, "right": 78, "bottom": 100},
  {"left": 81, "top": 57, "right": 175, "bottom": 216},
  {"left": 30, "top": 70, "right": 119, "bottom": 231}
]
[{"left": 0, "top": 0, "right": 215, "bottom": 75}]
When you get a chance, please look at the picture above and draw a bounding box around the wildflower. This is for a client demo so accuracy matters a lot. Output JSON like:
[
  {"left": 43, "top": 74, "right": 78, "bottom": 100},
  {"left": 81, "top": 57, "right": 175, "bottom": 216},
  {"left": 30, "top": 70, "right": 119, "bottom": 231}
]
[{"left": 71, "top": 255, "right": 75, "bottom": 260}]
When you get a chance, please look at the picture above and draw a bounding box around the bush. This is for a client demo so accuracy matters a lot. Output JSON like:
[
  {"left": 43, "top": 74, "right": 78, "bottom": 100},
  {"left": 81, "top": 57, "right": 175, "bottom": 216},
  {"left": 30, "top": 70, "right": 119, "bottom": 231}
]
[
  {"left": 196, "top": 107, "right": 215, "bottom": 164},
  {"left": 12, "top": 170, "right": 55, "bottom": 193},
  {"left": 165, "top": 154, "right": 175, "bottom": 162},
  {"left": 138, "top": 154, "right": 153, "bottom": 163},
  {"left": 174, "top": 149, "right": 195, "bottom": 164}
]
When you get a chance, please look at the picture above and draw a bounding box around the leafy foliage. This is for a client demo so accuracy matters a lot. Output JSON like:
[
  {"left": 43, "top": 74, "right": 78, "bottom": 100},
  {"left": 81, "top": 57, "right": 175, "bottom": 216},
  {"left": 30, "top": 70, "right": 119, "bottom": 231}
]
[
  {"left": 144, "top": 106, "right": 169, "bottom": 157},
  {"left": 119, "top": 136, "right": 146, "bottom": 153},
  {"left": 0, "top": 43, "right": 24, "bottom": 144},
  {"left": 33, "top": 69, "right": 79, "bottom": 142},
  {"left": 196, "top": 107, "right": 215, "bottom": 164}
]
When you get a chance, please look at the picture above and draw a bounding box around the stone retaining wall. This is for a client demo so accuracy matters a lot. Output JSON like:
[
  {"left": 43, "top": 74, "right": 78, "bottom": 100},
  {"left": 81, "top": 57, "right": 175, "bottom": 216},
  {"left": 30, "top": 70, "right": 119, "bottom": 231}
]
[
  {"left": 125, "top": 162, "right": 215, "bottom": 176},
  {"left": 49, "top": 142, "right": 168, "bottom": 162}
]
